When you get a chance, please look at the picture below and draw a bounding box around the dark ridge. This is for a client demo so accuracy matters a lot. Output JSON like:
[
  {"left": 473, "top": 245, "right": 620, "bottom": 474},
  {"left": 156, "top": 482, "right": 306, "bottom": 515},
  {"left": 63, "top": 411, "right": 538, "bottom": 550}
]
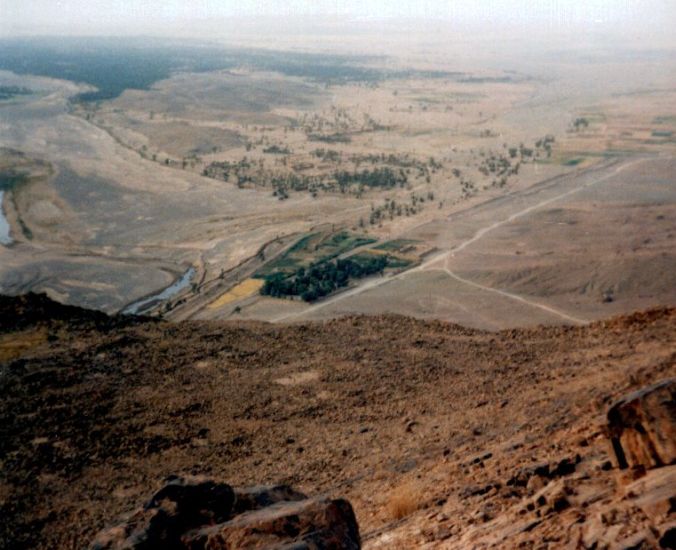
[{"left": 0, "top": 292, "right": 147, "bottom": 333}]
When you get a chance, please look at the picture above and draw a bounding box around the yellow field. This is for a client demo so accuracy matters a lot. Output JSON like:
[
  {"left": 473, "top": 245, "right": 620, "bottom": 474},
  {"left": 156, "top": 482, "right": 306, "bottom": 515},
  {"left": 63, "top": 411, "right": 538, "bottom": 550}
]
[
  {"left": 207, "top": 278, "right": 265, "bottom": 310},
  {"left": 0, "top": 329, "right": 47, "bottom": 362}
]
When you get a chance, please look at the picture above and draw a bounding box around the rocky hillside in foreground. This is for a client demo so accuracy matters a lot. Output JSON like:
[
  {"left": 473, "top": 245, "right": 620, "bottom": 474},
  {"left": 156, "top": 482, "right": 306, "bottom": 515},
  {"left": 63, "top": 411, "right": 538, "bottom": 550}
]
[{"left": 0, "top": 293, "right": 674, "bottom": 549}]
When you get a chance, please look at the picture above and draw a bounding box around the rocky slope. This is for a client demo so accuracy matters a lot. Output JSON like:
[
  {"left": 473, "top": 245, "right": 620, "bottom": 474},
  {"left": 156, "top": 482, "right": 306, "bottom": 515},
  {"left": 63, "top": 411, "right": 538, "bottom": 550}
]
[{"left": 0, "top": 293, "right": 674, "bottom": 549}]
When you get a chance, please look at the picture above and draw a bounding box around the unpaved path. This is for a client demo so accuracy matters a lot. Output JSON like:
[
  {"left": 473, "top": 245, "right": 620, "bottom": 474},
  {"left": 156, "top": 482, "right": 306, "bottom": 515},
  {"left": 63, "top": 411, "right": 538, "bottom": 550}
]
[{"left": 429, "top": 264, "right": 588, "bottom": 324}]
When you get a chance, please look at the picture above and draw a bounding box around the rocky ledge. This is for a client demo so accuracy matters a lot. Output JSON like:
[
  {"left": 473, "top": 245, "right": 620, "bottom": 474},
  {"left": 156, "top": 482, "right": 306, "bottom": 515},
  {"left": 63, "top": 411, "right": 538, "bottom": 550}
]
[{"left": 90, "top": 476, "right": 360, "bottom": 549}]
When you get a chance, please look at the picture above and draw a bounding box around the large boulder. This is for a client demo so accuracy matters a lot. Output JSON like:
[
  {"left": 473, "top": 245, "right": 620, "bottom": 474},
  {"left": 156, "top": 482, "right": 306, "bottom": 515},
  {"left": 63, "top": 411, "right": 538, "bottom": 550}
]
[
  {"left": 89, "top": 476, "right": 360, "bottom": 550},
  {"left": 184, "top": 497, "right": 361, "bottom": 550},
  {"left": 606, "top": 378, "right": 676, "bottom": 471},
  {"left": 90, "top": 476, "right": 236, "bottom": 550}
]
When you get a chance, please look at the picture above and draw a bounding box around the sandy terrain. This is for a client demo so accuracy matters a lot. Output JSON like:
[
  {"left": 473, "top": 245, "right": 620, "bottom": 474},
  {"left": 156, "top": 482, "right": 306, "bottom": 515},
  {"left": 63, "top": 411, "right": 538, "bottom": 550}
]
[{"left": 0, "top": 37, "right": 673, "bottom": 328}]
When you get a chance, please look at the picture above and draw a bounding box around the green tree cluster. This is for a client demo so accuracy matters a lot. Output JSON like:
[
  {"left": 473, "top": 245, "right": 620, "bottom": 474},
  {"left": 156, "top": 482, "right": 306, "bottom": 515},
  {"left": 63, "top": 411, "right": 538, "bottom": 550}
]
[
  {"left": 333, "top": 167, "right": 406, "bottom": 191},
  {"left": 261, "top": 256, "right": 388, "bottom": 302}
]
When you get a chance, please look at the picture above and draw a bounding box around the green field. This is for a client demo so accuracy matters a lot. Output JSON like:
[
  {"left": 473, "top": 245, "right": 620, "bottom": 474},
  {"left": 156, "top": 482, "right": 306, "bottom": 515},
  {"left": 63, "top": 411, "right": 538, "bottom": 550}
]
[
  {"left": 374, "top": 239, "right": 419, "bottom": 252},
  {"left": 255, "top": 230, "right": 377, "bottom": 279},
  {"left": 351, "top": 251, "right": 413, "bottom": 269}
]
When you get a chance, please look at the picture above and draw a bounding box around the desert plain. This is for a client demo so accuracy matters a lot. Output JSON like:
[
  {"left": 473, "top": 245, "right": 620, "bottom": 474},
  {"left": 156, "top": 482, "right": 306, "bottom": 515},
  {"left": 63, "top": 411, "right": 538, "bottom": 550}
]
[{"left": 0, "top": 32, "right": 673, "bottom": 329}]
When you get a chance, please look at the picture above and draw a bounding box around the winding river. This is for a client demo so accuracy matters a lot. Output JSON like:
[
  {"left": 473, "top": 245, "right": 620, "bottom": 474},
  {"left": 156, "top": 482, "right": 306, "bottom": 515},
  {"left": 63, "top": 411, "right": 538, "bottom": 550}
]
[
  {"left": 0, "top": 191, "right": 11, "bottom": 245},
  {"left": 122, "top": 267, "right": 196, "bottom": 315}
]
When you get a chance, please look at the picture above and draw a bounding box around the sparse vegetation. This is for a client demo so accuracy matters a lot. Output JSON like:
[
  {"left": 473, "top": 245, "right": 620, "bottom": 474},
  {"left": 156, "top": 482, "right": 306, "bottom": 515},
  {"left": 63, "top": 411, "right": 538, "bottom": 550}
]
[
  {"left": 572, "top": 117, "right": 590, "bottom": 131},
  {"left": 368, "top": 193, "right": 429, "bottom": 224},
  {"left": 311, "top": 148, "right": 342, "bottom": 162},
  {"left": 386, "top": 481, "right": 425, "bottom": 520},
  {"left": 334, "top": 167, "right": 407, "bottom": 191},
  {"left": 307, "top": 133, "right": 352, "bottom": 144},
  {"left": 263, "top": 145, "right": 292, "bottom": 154}
]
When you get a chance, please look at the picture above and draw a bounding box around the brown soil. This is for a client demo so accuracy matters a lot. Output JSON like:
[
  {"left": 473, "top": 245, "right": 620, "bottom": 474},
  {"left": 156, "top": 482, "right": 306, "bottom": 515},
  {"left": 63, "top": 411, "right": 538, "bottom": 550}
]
[{"left": 0, "top": 293, "right": 674, "bottom": 549}]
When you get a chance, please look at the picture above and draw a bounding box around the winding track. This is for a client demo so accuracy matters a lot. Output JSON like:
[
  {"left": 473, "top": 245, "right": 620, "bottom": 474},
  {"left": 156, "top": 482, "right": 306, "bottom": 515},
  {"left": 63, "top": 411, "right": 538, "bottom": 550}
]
[
  {"left": 272, "top": 157, "right": 647, "bottom": 324},
  {"left": 429, "top": 265, "right": 588, "bottom": 325}
]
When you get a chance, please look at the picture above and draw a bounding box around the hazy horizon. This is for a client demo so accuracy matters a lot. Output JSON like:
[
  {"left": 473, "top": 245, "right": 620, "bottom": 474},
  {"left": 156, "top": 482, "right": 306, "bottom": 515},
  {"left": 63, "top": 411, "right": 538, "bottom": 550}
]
[{"left": 2, "top": 1, "right": 675, "bottom": 51}]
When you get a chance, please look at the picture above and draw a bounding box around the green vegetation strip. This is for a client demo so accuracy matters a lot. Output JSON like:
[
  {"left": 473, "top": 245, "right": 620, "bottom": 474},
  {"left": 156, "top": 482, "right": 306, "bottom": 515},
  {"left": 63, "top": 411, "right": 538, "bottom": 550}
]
[
  {"left": 256, "top": 231, "right": 377, "bottom": 278},
  {"left": 374, "top": 239, "right": 419, "bottom": 251}
]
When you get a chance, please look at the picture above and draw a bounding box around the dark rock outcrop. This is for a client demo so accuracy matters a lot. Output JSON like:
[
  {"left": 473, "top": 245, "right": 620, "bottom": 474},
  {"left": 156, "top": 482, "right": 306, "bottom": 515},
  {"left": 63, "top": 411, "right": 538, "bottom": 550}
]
[
  {"left": 0, "top": 291, "right": 139, "bottom": 333},
  {"left": 185, "top": 497, "right": 360, "bottom": 550},
  {"left": 89, "top": 476, "right": 360, "bottom": 550},
  {"left": 607, "top": 378, "right": 676, "bottom": 471}
]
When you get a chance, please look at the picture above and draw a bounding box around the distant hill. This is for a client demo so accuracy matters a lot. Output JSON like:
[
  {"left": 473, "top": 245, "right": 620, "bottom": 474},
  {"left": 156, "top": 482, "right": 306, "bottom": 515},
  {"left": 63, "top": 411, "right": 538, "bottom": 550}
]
[{"left": 0, "top": 37, "right": 459, "bottom": 102}]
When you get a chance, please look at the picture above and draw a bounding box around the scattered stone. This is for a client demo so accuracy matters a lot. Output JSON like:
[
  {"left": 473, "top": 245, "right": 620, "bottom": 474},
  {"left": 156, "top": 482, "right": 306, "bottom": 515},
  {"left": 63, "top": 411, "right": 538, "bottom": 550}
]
[
  {"left": 471, "top": 508, "right": 493, "bottom": 523},
  {"left": 549, "top": 455, "right": 580, "bottom": 478},
  {"left": 469, "top": 451, "right": 493, "bottom": 465},
  {"left": 527, "top": 480, "right": 574, "bottom": 517},
  {"left": 405, "top": 420, "right": 419, "bottom": 433},
  {"left": 434, "top": 526, "right": 453, "bottom": 540},
  {"left": 507, "top": 462, "right": 550, "bottom": 487},
  {"left": 460, "top": 482, "right": 499, "bottom": 499},
  {"left": 506, "top": 454, "right": 581, "bottom": 491},
  {"left": 600, "top": 460, "right": 613, "bottom": 471},
  {"left": 526, "top": 474, "right": 545, "bottom": 493},
  {"left": 551, "top": 493, "right": 570, "bottom": 513}
]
